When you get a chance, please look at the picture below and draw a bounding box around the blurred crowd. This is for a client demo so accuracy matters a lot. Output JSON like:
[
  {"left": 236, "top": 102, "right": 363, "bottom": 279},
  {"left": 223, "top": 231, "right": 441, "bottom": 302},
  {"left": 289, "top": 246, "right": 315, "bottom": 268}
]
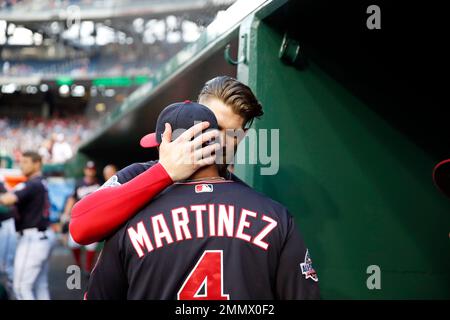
[
  {"left": 0, "top": 0, "right": 174, "bottom": 12},
  {"left": 0, "top": 117, "right": 94, "bottom": 164},
  {"left": 1, "top": 42, "right": 180, "bottom": 78},
  {"left": 1, "top": 0, "right": 101, "bottom": 11},
  {"left": 1, "top": 58, "right": 155, "bottom": 78},
  {"left": 0, "top": 0, "right": 23, "bottom": 10}
]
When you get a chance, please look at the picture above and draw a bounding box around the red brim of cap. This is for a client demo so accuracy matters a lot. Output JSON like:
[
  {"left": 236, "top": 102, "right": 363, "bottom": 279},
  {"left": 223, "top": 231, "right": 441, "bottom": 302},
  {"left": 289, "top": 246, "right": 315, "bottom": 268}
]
[
  {"left": 140, "top": 132, "right": 160, "bottom": 148},
  {"left": 432, "top": 159, "right": 450, "bottom": 198}
]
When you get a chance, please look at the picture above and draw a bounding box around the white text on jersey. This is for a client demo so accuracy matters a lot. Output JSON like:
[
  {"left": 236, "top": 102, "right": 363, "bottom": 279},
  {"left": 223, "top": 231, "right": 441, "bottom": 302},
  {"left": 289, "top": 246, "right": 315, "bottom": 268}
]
[{"left": 127, "top": 204, "right": 278, "bottom": 258}]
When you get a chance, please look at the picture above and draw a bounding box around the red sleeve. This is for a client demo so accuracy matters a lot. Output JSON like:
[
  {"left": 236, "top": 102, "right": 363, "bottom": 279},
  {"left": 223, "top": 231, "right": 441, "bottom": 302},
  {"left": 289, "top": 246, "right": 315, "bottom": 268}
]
[{"left": 69, "top": 162, "right": 172, "bottom": 245}]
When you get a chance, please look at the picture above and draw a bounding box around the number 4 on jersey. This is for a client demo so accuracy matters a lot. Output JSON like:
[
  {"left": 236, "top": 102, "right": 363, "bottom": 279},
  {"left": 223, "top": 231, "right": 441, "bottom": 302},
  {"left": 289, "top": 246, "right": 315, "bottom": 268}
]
[{"left": 177, "top": 250, "right": 230, "bottom": 300}]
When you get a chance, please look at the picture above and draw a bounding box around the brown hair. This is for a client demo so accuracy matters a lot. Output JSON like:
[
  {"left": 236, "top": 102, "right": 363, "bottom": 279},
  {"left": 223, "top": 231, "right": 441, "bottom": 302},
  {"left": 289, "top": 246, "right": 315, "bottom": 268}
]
[
  {"left": 198, "top": 76, "right": 263, "bottom": 128},
  {"left": 22, "top": 151, "right": 42, "bottom": 163}
]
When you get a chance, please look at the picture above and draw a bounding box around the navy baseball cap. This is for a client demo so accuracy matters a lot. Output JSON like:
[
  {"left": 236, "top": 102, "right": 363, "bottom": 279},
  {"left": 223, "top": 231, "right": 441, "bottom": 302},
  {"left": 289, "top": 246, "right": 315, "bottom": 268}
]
[{"left": 140, "top": 100, "right": 219, "bottom": 148}]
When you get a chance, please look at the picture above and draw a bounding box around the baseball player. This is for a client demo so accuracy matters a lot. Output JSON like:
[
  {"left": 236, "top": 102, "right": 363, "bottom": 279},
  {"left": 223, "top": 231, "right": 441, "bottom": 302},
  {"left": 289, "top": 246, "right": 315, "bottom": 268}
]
[
  {"left": 86, "top": 102, "right": 320, "bottom": 299},
  {"left": 62, "top": 161, "right": 101, "bottom": 274},
  {"left": 0, "top": 151, "right": 54, "bottom": 300},
  {"left": 0, "top": 180, "right": 17, "bottom": 299},
  {"left": 69, "top": 76, "right": 263, "bottom": 245}
]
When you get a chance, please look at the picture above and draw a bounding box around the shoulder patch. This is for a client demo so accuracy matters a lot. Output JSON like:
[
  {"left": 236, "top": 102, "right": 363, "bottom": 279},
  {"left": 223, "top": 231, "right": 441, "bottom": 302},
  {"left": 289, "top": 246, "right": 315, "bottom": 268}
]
[{"left": 300, "top": 249, "right": 318, "bottom": 282}]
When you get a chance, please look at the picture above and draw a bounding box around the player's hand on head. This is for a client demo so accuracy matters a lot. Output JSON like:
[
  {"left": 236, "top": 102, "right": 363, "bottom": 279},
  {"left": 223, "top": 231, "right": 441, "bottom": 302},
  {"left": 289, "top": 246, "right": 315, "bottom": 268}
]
[{"left": 158, "top": 122, "right": 220, "bottom": 181}]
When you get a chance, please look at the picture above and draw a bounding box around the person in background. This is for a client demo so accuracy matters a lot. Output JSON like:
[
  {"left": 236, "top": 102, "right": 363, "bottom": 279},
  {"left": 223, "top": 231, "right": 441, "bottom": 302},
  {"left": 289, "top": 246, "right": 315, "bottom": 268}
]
[
  {"left": 0, "top": 179, "right": 17, "bottom": 299},
  {"left": 38, "top": 139, "right": 53, "bottom": 164},
  {"left": 51, "top": 133, "right": 73, "bottom": 164},
  {"left": 0, "top": 151, "right": 54, "bottom": 300},
  {"left": 103, "top": 164, "right": 118, "bottom": 182},
  {"left": 62, "top": 161, "right": 100, "bottom": 275}
]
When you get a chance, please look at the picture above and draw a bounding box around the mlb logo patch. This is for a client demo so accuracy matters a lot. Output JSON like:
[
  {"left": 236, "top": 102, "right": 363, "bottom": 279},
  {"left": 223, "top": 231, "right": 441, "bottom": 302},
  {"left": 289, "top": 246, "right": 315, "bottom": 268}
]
[{"left": 195, "top": 184, "right": 213, "bottom": 193}]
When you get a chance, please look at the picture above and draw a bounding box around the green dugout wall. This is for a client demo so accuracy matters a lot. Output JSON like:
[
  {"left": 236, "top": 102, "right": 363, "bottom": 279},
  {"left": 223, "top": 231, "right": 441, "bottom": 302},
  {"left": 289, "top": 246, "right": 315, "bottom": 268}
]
[
  {"left": 78, "top": 0, "right": 449, "bottom": 298},
  {"left": 235, "top": 1, "right": 450, "bottom": 298}
]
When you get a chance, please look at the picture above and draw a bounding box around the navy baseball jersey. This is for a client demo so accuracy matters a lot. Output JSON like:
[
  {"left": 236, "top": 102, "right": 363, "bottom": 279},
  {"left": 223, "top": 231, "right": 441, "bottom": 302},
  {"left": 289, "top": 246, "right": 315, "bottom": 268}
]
[
  {"left": 72, "top": 178, "right": 101, "bottom": 202},
  {"left": 87, "top": 178, "right": 320, "bottom": 300},
  {"left": 13, "top": 176, "right": 50, "bottom": 232}
]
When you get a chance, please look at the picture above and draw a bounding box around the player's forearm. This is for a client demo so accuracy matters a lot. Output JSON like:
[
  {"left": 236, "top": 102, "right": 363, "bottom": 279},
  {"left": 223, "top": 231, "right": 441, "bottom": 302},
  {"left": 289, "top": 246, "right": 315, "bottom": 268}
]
[{"left": 69, "top": 162, "right": 172, "bottom": 245}]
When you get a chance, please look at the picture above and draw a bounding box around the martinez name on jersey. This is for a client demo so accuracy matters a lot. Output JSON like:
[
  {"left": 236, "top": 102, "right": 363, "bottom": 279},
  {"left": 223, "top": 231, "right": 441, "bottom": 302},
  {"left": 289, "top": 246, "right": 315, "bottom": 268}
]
[{"left": 127, "top": 202, "right": 278, "bottom": 258}]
